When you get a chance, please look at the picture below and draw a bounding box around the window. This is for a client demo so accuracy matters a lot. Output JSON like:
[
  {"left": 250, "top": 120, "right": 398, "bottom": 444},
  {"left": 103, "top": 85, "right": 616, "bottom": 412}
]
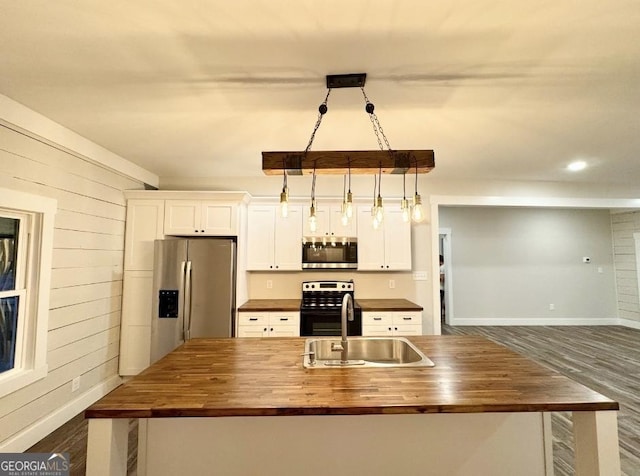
[
  {"left": 0, "top": 214, "right": 26, "bottom": 373},
  {"left": 0, "top": 187, "right": 56, "bottom": 397}
]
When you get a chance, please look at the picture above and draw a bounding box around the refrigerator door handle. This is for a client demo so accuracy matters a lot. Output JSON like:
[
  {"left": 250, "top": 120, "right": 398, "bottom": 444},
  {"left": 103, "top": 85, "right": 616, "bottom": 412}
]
[{"left": 184, "top": 260, "right": 193, "bottom": 341}]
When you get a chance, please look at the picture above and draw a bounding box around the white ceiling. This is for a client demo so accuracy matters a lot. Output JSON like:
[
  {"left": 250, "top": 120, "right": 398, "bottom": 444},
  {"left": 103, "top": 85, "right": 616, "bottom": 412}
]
[{"left": 1, "top": 1, "right": 639, "bottom": 186}]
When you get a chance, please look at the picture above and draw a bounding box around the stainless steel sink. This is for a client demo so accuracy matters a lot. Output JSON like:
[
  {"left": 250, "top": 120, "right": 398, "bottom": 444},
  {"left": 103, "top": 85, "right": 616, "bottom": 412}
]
[{"left": 303, "top": 337, "right": 435, "bottom": 368}]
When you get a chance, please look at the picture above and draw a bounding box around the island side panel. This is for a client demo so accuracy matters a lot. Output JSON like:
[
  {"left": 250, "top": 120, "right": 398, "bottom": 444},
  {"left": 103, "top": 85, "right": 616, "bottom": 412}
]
[{"left": 142, "top": 413, "right": 548, "bottom": 476}]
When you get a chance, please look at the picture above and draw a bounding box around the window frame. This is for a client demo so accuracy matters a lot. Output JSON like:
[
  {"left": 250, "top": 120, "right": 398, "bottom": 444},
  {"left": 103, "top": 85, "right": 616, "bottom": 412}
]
[{"left": 0, "top": 186, "right": 56, "bottom": 398}]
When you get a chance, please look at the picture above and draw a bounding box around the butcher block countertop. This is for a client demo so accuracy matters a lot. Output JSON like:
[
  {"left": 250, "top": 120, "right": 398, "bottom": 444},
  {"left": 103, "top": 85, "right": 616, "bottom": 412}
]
[
  {"left": 238, "top": 299, "right": 301, "bottom": 312},
  {"left": 238, "top": 298, "right": 422, "bottom": 312},
  {"left": 356, "top": 299, "right": 423, "bottom": 311},
  {"left": 85, "top": 336, "right": 617, "bottom": 419}
]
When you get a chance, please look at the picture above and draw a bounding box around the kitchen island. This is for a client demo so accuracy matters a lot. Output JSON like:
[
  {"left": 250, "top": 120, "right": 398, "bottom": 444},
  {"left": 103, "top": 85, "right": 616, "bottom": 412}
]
[{"left": 85, "top": 336, "right": 620, "bottom": 475}]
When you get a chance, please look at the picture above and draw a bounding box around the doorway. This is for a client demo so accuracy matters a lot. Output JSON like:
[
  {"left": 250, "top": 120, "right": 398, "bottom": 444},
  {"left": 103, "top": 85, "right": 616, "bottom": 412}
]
[{"left": 439, "top": 228, "right": 453, "bottom": 325}]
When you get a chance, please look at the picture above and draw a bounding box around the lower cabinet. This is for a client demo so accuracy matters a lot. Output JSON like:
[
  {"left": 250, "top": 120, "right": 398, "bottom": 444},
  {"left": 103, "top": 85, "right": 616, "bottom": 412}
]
[
  {"left": 362, "top": 311, "right": 422, "bottom": 336},
  {"left": 237, "top": 311, "right": 300, "bottom": 337}
]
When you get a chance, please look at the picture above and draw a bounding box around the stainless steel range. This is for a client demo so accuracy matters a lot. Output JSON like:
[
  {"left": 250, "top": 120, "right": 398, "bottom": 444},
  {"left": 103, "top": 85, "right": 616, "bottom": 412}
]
[{"left": 299, "top": 280, "right": 362, "bottom": 336}]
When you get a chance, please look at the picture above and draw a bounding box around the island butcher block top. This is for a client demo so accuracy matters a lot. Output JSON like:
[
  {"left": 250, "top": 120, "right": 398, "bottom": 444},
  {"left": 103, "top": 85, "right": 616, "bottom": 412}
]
[{"left": 85, "top": 336, "right": 617, "bottom": 419}]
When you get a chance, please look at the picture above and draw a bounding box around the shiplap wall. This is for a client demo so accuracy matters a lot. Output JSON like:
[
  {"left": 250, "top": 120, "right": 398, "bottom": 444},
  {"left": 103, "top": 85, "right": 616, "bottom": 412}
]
[
  {"left": 611, "top": 211, "right": 640, "bottom": 323},
  {"left": 0, "top": 124, "right": 144, "bottom": 449}
]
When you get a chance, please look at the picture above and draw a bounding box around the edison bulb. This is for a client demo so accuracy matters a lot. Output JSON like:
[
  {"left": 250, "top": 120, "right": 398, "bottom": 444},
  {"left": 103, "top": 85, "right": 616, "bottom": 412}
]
[{"left": 412, "top": 194, "right": 424, "bottom": 223}]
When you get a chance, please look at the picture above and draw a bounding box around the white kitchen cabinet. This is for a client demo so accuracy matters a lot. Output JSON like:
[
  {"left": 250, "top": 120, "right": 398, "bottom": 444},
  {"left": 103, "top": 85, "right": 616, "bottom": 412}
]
[
  {"left": 237, "top": 311, "right": 300, "bottom": 337},
  {"left": 246, "top": 205, "right": 302, "bottom": 270},
  {"left": 120, "top": 190, "right": 249, "bottom": 376},
  {"left": 119, "top": 270, "right": 154, "bottom": 375},
  {"left": 356, "top": 207, "right": 411, "bottom": 271},
  {"left": 303, "top": 204, "right": 357, "bottom": 239},
  {"left": 120, "top": 199, "right": 164, "bottom": 375},
  {"left": 164, "top": 200, "right": 238, "bottom": 236},
  {"left": 362, "top": 311, "right": 422, "bottom": 336},
  {"left": 124, "top": 199, "right": 165, "bottom": 271}
]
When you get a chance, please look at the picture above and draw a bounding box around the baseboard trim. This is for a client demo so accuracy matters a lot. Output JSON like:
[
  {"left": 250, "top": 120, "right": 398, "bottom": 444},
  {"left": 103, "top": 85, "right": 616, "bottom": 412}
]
[
  {"left": 0, "top": 375, "right": 122, "bottom": 452},
  {"left": 618, "top": 318, "right": 640, "bottom": 330},
  {"left": 450, "top": 317, "right": 620, "bottom": 326}
]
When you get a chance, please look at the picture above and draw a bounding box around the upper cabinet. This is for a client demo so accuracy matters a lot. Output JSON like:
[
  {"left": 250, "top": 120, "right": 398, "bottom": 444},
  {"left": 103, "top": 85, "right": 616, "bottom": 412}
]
[
  {"left": 302, "top": 204, "right": 357, "bottom": 238},
  {"left": 356, "top": 207, "right": 411, "bottom": 271},
  {"left": 164, "top": 200, "right": 238, "bottom": 236},
  {"left": 247, "top": 205, "right": 303, "bottom": 271}
]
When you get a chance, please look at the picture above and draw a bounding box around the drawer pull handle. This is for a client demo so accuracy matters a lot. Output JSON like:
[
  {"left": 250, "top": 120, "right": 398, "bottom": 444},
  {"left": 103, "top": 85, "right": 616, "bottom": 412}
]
[
  {"left": 403, "top": 317, "right": 412, "bottom": 321},
  {"left": 280, "top": 318, "right": 289, "bottom": 321},
  {"left": 373, "top": 317, "right": 382, "bottom": 321},
  {"left": 249, "top": 318, "right": 258, "bottom": 321}
]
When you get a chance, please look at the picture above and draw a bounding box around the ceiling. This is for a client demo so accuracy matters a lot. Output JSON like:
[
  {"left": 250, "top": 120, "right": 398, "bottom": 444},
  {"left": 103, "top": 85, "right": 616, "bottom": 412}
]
[{"left": 1, "top": 1, "right": 639, "bottom": 186}]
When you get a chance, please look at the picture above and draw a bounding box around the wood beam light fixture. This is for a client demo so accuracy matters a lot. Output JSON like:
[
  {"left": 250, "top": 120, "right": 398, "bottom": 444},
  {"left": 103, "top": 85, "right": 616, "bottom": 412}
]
[
  {"left": 262, "top": 150, "right": 434, "bottom": 176},
  {"left": 263, "top": 73, "right": 435, "bottom": 225}
]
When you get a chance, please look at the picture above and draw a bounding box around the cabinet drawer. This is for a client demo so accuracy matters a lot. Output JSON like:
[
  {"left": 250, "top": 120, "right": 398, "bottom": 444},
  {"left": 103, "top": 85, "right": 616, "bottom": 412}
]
[
  {"left": 362, "top": 312, "right": 392, "bottom": 326},
  {"left": 270, "top": 312, "right": 300, "bottom": 326},
  {"left": 362, "top": 325, "right": 393, "bottom": 337},
  {"left": 392, "top": 324, "right": 422, "bottom": 336},
  {"left": 238, "top": 313, "right": 269, "bottom": 326},
  {"left": 393, "top": 312, "right": 421, "bottom": 324}
]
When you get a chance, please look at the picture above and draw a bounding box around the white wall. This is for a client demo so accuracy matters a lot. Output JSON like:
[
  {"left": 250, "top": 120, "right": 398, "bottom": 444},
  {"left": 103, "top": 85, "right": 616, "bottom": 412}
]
[
  {"left": 248, "top": 271, "right": 415, "bottom": 300},
  {"left": 439, "top": 206, "right": 618, "bottom": 325},
  {"left": 0, "top": 121, "right": 145, "bottom": 450},
  {"left": 611, "top": 211, "right": 640, "bottom": 326}
]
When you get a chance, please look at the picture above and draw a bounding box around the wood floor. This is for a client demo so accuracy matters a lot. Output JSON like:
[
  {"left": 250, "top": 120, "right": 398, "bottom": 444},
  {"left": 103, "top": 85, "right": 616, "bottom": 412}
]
[
  {"left": 442, "top": 324, "right": 640, "bottom": 476},
  {"left": 25, "top": 325, "right": 640, "bottom": 475},
  {"left": 26, "top": 413, "right": 138, "bottom": 476}
]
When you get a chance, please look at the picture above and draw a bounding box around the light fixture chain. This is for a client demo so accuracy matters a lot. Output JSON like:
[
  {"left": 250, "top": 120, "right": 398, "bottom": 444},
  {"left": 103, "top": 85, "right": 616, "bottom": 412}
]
[
  {"left": 368, "top": 114, "right": 385, "bottom": 151},
  {"left": 372, "top": 113, "right": 392, "bottom": 152},
  {"left": 305, "top": 89, "right": 332, "bottom": 153},
  {"left": 361, "top": 87, "right": 392, "bottom": 154}
]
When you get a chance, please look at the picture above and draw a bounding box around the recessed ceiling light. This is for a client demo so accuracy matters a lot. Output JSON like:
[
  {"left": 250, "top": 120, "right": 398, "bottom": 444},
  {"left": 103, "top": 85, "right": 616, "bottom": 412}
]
[{"left": 567, "top": 160, "right": 587, "bottom": 172}]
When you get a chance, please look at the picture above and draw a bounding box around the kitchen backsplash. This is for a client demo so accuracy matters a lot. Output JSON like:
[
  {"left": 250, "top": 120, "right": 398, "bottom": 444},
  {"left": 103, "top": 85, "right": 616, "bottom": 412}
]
[{"left": 247, "top": 271, "right": 418, "bottom": 301}]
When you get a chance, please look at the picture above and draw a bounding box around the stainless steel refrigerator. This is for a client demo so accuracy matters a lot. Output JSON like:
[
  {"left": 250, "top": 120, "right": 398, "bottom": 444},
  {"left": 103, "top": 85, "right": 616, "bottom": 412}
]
[{"left": 151, "top": 238, "right": 236, "bottom": 364}]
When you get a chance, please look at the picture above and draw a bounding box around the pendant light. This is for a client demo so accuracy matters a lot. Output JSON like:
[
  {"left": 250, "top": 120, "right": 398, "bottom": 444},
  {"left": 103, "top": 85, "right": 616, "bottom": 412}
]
[
  {"left": 401, "top": 169, "right": 410, "bottom": 223},
  {"left": 345, "top": 158, "right": 353, "bottom": 218},
  {"left": 263, "top": 73, "right": 436, "bottom": 227},
  {"left": 279, "top": 159, "right": 289, "bottom": 218},
  {"left": 340, "top": 175, "right": 349, "bottom": 226},
  {"left": 371, "top": 174, "right": 380, "bottom": 229},
  {"left": 303, "top": 90, "right": 329, "bottom": 235},
  {"left": 374, "top": 162, "right": 384, "bottom": 224},
  {"left": 411, "top": 158, "right": 425, "bottom": 223},
  {"left": 308, "top": 164, "right": 318, "bottom": 232}
]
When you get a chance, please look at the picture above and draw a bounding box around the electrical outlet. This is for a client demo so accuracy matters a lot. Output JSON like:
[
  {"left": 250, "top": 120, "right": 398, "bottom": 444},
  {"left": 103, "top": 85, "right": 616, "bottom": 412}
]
[
  {"left": 71, "top": 376, "right": 81, "bottom": 392},
  {"left": 598, "top": 267, "right": 603, "bottom": 273},
  {"left": 412, "top": 271, "right": 428, "bottom": 281},
  {"left": 266, "top": 280, "right": 273, "bottom": 289},
  {"left": 549, "top": 303, "right": 555, "bottom": 311},
  {"left": 389, "top": 279, "right": 396, "bottom": 289}
]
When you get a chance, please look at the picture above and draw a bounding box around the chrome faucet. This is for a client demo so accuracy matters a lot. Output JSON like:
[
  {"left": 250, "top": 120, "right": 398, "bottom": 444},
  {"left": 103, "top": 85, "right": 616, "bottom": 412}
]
[{"left": 331, "top": 293, "right": 354, "bottom": 363}]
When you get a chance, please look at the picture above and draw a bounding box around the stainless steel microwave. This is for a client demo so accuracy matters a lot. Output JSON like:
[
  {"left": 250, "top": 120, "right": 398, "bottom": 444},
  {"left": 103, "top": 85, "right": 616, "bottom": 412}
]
[{"left": 302, "top": 239, "right": 358, "bottom": 269}]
